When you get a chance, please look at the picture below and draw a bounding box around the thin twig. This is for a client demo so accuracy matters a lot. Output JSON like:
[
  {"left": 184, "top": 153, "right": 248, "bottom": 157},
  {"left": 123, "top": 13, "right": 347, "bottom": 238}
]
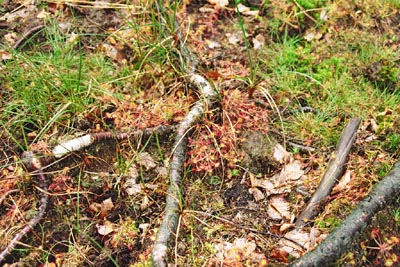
[
  {"left": 0, "top": 189, "right": 19, "bottom": 205},
  {"left": 12, "top": 25, "right": 45, "bottom": 50},
  {"left": 0, "top": 152, "right": 48, "bottom": 264}
]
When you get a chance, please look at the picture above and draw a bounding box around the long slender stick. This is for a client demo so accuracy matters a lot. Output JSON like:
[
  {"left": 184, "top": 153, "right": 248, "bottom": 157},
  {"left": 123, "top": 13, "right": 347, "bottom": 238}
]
[
  {"left": 0, "top": 152, "right": 48, "bottom": 264},
  {"left": 152, "top": 75, "right": 217, "bottom": 267},
  {"left": 289, "top": 160, "right": 400, "bottom": 266},
  {"left": 295, "top": 118, "right": 361, "bottom": 227}
]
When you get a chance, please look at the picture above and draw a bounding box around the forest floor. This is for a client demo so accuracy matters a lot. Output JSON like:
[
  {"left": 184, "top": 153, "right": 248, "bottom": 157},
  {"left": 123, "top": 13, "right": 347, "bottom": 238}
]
[{"left": 0, "top": 0, "right": 399, "bottom": 266}]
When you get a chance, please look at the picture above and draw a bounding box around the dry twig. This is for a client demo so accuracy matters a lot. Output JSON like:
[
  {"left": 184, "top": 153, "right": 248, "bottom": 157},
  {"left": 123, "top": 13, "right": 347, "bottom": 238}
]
[
  {"left": 0, "top": 152, "right": 48, "bottom": 264},
  {"left": 295, "top": 117, "right": 361, "bottom": 227},
  {"left": 289, "top": 160, "right": 400, "bottom": 266}
]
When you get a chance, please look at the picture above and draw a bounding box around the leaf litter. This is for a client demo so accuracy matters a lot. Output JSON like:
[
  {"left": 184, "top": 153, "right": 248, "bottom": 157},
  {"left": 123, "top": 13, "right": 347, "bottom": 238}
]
[{"left": 0, "top": 0, "right": 399, "bottom": 266}]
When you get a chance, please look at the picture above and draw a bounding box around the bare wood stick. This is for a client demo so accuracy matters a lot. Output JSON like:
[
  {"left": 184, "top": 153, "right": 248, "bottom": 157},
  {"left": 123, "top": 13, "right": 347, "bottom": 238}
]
[
  {"left": 295, "top": 117, "right": 361, "bottom": 227},
  {"left": 289, "top": 160, "right": 400, "bottom": 266}
]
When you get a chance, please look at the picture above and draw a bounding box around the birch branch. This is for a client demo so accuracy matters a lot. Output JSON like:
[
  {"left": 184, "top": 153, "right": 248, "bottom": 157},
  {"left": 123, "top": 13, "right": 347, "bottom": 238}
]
[{"left": 151, "top": 75, "right": 217, "bottom": 267}]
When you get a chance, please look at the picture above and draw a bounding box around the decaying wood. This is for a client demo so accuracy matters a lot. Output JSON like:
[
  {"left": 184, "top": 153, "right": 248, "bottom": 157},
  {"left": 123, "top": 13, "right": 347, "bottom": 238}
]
[
  {"left": 295, "top": 117, "right": 361, "bottom": 227},
  {"left": 289, "top": 160, "right": 400, "bottom": 267}
]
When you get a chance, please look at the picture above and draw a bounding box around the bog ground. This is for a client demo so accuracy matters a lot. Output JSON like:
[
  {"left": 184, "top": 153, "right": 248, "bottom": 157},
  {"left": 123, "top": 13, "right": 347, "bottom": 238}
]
[{"left": 0, "top": 1, "right": 399, "bottom": 266}]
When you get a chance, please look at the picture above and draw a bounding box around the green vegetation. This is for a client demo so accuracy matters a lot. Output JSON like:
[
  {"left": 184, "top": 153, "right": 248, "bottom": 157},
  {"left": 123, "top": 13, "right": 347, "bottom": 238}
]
[{"left": 0, "top": 0, "right": 399, "bottom": 266}]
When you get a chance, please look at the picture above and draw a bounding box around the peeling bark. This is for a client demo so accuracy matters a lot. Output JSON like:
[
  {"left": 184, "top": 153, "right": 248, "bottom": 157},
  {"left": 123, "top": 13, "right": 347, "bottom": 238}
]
[
  {"left": 289, "top": 161, "right": 400, "bottom": 267},
  {"left": 296, "top": 118, "right": 361, "bottom": 227}
]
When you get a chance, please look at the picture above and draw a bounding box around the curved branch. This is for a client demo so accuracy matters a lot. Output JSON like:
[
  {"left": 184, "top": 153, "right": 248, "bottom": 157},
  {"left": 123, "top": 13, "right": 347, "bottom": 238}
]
[
  {"left": 152, "top": 75, "right": 217, "bottom": 267},
  {"left": 0, "top": 125, "right": 175, "bottom": 264},
  {"left": 0, "top": 152, "right": 49, "bottom": 264},
  {"left": 289, "top": 161, "right": 400, "bottom": 267}
]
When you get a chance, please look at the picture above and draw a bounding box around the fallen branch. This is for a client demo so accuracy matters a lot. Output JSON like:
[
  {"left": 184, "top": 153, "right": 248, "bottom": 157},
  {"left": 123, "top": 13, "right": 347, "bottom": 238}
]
[
  {"left": 0, "top": 151, "right": 48, "bottom": 264},
  {"left": 0, "top": 125, "right": 176, "bottom": 264},
  {"left": 12, "top": 25, "right": 45, "bottom": 50},
  {"left": 295, "top": 117, "right": 361, "bottom": 227},
  {"left": 151, "top": 75, "right": 217, "bottom": 267},
  {"left": 149, "top": 1, "right": 218, "bottom": 266},
  {"left": 289, "top": 160, "right": 400, "bottom": 266}
]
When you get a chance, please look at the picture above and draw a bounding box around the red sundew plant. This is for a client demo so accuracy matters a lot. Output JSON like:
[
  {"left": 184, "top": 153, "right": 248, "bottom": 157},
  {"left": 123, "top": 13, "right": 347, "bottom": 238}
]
[
  {"left": 362, "top": 228, "right": 400, "bottom": 267},
  {"left": 187, "top": 89, "right": 269, "bottom": 174}
]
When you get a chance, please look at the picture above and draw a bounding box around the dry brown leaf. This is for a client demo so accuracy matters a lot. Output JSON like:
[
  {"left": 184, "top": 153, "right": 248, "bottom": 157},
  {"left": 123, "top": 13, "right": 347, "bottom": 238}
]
[
  {"left": 267, "top": 195, "right": 291, "bottom": 220},
  {"left": 250, "top": 160, "right": 305, "bottom": 196},
  {"left": 214, "top": 238, "right": 266, "bottom": 265},
  {"left": 140, "top": 195, "right": 152, "bottom": 210},
  {"left": 137, "top": 152, "right": 157, "bottom": 170},
  {"left": 249, "top": 187, "right": 265, "bottom": 201},
  {"left": 124, "top": 178, "right": 142, "bottom": 195},
  {"left": 226, "top": 32, "right": 242, "bottom": 45},
  {"left": 96, "top": 220, "right": 116, "bottom": 236},
  {"left": 281, "top": 160, "right": 304, "bottom": 181},
  {"left": 100, "top": 197, "right": 114, "bottom": 216},
  {"left": 279, "top": 228, "right": 326, "bottom": 257},
  {"left": 236, "top": 3, "right": 259, "bottom": 16},
  {"left": 273, "top": 144, "right": 291, "bottom": 163},
  {"left": 206, "top": 39, "right": 221, "bottom": 49},
  {"left": 333, "top": 169, "right": 352, "bottom": 193},
  {"left": 253, "top": 34, "right": 265, "bottom": 50},
  {"left": 208, "top": 0, "right": 229, "bottom": 8}
]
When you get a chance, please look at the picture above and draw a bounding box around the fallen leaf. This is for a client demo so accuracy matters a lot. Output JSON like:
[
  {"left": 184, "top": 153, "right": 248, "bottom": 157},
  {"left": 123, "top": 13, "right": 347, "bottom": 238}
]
[
  {"left": 236, "top": 3, "right": 259, "bottom": 16},
  {"left": 249, "top": 187, "right": 265, "bottom": 201},
  {"left": 304, "top": 31, "right": 322, "bottom": 42},
  {"left": 279, "top": 228, "right": 326, "bottom": 257},
  {"left": 270, "top": 248, "right": 289, "bottom": 263},
  {"left": 137, "top": 152, "right": 156, "bottom": 170},
  {"left": 250, "top": 160, "right": 305, "bottom": 197},
  {"left": 214, "top": 238, "right": 266, "bottom": 265},
  {"left": 253, "top": 34, "right": 265, "bottom": 50},
  {"left": 124, "top": 178, "right": 142, "bottom": 195},
  {"left": 155, "top": 166, "right": 168, "bottom": 178},
  {"left": 140, "top": 195, "right": 152, "bottom": 210},
  {"left": 280, "top": 223, "right": 295, "bottom": 232},
  {"left": 100, "top": 197, "right": 114, "bottom": 218},
  {"left": 96, "top": 220, "right": 115, "bottom": 236},
  {"left": 206, "top": 39, "right": 221, "bottom": 49},
  {"left": 282, "top": 160, "right": 304, "bottom": 181},
  {"left": 273, "top": 144, "right": 291, "bottom": 163},
  {"left": 267, "top": 195, "right": 291, "bottom": 220},
  {"left": 333, "top": 170, "right": 351, "bottom": 193},
  {"left": 208, "top": 0, "right": 229, "bottom": 8},
  {"left": 226, "top": 32, "right": 242, "bottom": 45}
]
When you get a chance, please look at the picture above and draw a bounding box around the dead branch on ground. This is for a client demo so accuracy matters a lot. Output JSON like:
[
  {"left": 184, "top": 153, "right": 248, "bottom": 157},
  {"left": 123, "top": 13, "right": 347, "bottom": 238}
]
[
  {"left": 289, "top": 160, "right": 400, "bottom": 266},
  {"left": 0, "top": 125, "right": 176, "bottom": 264},
  {"left": 151, "top": 75, "right": 217, "bottom": 267},
  {"left": 0, "top": 152, "right": 48, "bottom": 265},
  {"left": 295, "top": 117, "right": 361, "bottom": 227}
]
